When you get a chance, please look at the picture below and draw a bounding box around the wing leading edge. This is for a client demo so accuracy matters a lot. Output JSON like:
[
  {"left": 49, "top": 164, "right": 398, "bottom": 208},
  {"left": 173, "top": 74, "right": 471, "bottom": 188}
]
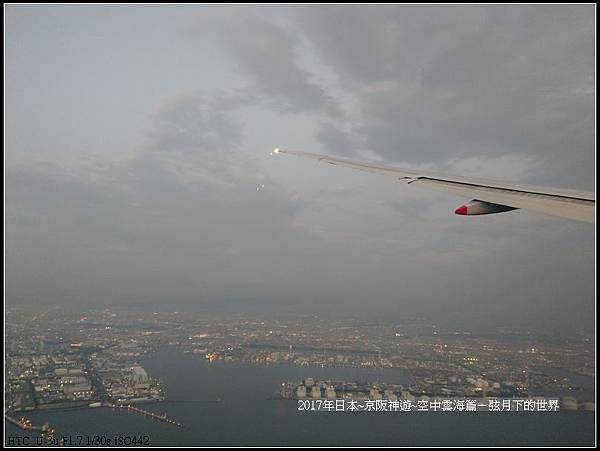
[{"left": 272, "top": 149, "right": 595, "bottom": 224}]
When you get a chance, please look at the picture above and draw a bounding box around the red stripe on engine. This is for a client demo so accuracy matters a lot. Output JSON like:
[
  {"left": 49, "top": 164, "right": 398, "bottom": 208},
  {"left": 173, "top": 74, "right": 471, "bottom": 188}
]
[{"left": 455, "top": 205, "right": 468, "bottom": 215}]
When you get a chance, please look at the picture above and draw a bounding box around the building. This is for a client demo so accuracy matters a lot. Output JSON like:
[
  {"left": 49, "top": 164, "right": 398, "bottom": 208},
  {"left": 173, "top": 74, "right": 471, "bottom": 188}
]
[
  {"left": 561, "top": 397, "right": 578, "bottom": 410},
  {"left": 280, "top": 383, "right": 295, "bottom": 399},
  {"left": 296, "top": 385, "right": 307, "bottom": 398},
  {"left": 55, "top": 368, "right": 84, "bottom": 377},
  {"left": 383, "top": 390, "right": 397, "bottom": 401},
  {"left": 369, "top": 388, "right": 382, "bottom": 400},
  {"left": 129, "top": 366, "right": 150, "bottom": 389},
  {"left": 401, "top": 390, "right": 415, "bottom": 401},
  {"left": 59, "top": 375, "right": 93, "bottom": 400},
  {"left": 326, "top": 386, "right": 337, "bottom": 400},
  {"left": 311, "top": 386, "right": 321, "bottom": 399},
  {"left": 63, "top": 383, "right": 94, "bottom": 400},
  {"left": 60, "top": 376, "right": 88, "bottom": 386}
]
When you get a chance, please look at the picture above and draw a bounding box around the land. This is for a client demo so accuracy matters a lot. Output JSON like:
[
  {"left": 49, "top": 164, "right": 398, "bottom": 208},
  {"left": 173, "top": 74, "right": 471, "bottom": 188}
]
[{"left": 5, "top": 305, "right": 595, "bottom": 414}]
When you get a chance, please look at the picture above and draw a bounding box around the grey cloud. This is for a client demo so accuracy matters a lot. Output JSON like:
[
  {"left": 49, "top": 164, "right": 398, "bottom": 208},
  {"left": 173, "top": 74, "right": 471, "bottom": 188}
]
[
  {"left": 129, "top": 93, "right": 245, "bottom": 185},
  {"left": 315, "top": 122, "right": 361, "bottom": 157},
  {"left": 203, "top": 13, "right": 336, "bottom": 114},
  {"left": 291, "top": 5, "right": 483, "bottom": 85},
  {"left": 291, "top": 5, "right": 595, "bottom": 189},
  {"left": 381, "top": 198, "right": 433, "bottom": 220},
  {"left": 6, "top": 92, "right": 312, "bottom": 305}
]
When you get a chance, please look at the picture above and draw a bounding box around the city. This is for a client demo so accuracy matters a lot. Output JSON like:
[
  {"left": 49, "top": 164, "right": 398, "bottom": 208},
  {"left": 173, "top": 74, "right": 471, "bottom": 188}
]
[{"left": 5, "top": 305, "right": 595, "bottom": 417}]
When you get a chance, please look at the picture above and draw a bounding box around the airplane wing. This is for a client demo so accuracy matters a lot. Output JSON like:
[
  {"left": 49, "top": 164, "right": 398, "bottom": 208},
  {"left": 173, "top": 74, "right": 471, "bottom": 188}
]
[{"left": 271, "top": 149, "right": 595, "bottom": 224}]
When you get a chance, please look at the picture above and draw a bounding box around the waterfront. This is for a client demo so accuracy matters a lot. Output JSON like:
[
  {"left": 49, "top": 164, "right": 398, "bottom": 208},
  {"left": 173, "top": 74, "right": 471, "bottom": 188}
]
[{"left": 5, "top": 347, "right": 595, "bottom": 446}]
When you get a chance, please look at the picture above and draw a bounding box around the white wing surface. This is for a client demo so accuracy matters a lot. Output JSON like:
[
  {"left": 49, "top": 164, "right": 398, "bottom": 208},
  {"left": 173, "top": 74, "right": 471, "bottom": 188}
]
[{"left": 272, "top": 149, "right": 595, "bottom": 224}]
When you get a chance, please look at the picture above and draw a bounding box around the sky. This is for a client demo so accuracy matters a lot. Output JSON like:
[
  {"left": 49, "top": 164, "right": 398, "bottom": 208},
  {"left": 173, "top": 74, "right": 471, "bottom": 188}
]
[{"left": 5, "top": 5, "right": 596, "bottom": 334}]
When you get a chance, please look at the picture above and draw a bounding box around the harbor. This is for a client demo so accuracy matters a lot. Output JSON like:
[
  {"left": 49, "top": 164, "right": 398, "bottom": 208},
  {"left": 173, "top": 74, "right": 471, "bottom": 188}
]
[{"left": 5, "top": 415, "right": 55, "bottom": 435}]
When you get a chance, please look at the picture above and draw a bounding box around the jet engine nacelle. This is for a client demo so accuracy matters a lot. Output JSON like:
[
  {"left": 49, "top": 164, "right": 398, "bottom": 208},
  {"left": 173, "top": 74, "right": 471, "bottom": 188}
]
[{"left": 455, "top": 199, "right": 518, "bottom": 216}]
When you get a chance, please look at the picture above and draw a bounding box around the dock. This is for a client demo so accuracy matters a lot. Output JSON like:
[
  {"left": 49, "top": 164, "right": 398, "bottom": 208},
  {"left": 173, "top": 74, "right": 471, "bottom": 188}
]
[
  {"left": 111, "top": 404, "right": 184, "bottom": 428},
  {"left": 5, "top": 415, "right": 55, "bottom": 435}
]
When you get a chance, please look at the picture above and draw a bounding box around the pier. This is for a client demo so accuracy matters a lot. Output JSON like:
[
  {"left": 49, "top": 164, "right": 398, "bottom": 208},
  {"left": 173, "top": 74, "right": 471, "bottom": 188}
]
[
  {"left": 163, "top": 398, "right": 222, "bottom": 404},
  {"left": 5, "top": 415, "right": 55, "bottom": 435},
  {"left": 111, "top": 404, "right": 184, "bottom": 428}
]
